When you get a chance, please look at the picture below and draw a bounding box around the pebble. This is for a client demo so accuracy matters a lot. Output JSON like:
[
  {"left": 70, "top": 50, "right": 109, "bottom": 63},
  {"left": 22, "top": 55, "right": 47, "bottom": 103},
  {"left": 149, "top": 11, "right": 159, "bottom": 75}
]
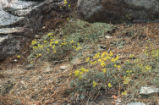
[{"left": 140, "top": 86, "right": 159, "bottom": 95}]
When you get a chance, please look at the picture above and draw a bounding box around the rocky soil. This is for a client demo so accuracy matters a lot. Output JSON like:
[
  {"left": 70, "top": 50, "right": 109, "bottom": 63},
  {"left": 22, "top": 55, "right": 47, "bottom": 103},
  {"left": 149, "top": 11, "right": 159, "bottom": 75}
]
[
  {"left": 1, "top": 21, "right": 159, "bottom": 105},
  {"left": 0, "top": 0, "right": 159, "bottom": 105}
]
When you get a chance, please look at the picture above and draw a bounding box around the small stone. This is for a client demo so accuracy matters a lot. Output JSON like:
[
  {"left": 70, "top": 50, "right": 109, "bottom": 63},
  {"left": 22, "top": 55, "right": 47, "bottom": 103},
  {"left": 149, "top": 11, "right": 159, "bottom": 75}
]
[
  {"left": 44, "top": 66, "right": 52, "bottom": 73},
  {"left": 25, "top": 64, "right": 34, "bottom": 70},
  {"left": 115, "top": 98, "right": 122, "bottom": 105},
  {"left": 13, "top": 59, "right": 18, "bottom": 63},
  {"left": 139, "top": 86, "right": 159, "bottom": 95},
  {"left": 105, "top": 35, "right": 112, "bottom": 39},
  {"left": 34, "top": 35, "right": 40, "bottom": 38},
  {"left": 60, "top": 65, "right": 68, "bottom": 70},
  {"left": 127, "top": 102, "right": 146, "bottom": 105}
]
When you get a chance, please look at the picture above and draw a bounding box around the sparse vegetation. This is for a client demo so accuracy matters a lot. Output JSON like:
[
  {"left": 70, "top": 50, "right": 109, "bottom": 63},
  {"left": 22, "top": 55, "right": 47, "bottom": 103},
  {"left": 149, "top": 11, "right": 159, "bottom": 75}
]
[
  {"left": 68, "top": 47, "right": 159, "bottom": 103},
  {"left": 28, "top": 19, "right": 114, "bottom": 64},
  {"left": 1, "top": 0, "right": 159, "bottom": 104},
  {"left": 26, "top": 18, "right": 159, "bottom": 104}
]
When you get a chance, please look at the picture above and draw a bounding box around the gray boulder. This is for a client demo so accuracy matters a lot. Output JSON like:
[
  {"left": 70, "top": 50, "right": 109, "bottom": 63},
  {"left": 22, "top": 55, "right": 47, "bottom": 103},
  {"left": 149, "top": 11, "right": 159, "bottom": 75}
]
[
  {"left": 77, "top": 0, "right": 159, "bottom": 23},
  {"left": 0, "top": 0, "right": 69, "bottom": 60}
]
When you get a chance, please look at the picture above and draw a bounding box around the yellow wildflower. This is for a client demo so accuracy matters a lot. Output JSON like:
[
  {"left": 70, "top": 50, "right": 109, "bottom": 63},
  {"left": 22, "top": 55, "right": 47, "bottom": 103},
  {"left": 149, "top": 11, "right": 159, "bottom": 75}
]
[
  {"left": 101, "top": 51, "right": 108, "bottom": 58},
  {"left": 31, "top": 40, "right": 37, "bottom": 45},
  {"left": 50, "top": 38, "right": 54, "bottom": 42},
  {"left": 117, "top": 65, "right": 121, "bottom": 69},
  {"left": 17, "top": 55, "right": 21, "bottom": 59},
  {"left": 48, "top": 33, "right": 53, "bottom": 36},
  {"left": 93, "top": 81, "right": 97, "bottom": 87},
  {"left": 76, "top": 46, "right": 82, "bottom": 51},
  {"left": 111, "top": 58, "right": 116, "bottom": 62},
  {"left": 52, "top": 45, "right": 56, "bottom": 49},
  {"left": 54, "top": 40, "right": 59, "bottom": 44},
  {"left": 44, "top": 40, "right": 47, "bottom": 43},
  {"left": 38, "top": 44, "right": 43, "bottom": 49},
  {"left": 102, "top": 68, "right": 107, "bottom": 73},
  {"left": 94, "top": 52, "right": 100, "bottom": 59},
  {"left": 70, "top": 40, "right": 74, "bottom": 44},
  {"left": 80, "top": 71, "right": 83, "bottom": 75},
  {"left": 64, "top": 0, "right": 68, "bottom": 6},
  {"left": 114, "top": 64, "right": 121, "bottom": 69},
  {"left": 121, "top": 91, "right": 127, "bottom": 96},
  {"left": 74, "top": 70, "right": 80, "bottom": 77},
  {"left": 85, "top": 57, "right": 90, "bottom": 62},
  {"left": 109, "top": 51, "right": 113, "bottom": 57},
  {"left": 114, "top": 64, "right": 117, "bottom": 67},
  {"left": 38, "top": 53, "right": 42, "bottom": 57},
  {"left": 129, "top": 54, "right": 134, "bottom": 58},
  {"left": 33, "top": 46, "right": 38, "bottom": 49},
  {"left": 126, "top": 70, "right": 132, "bottom": 73},
  {"left": 145, "top": 65, "right": 151, "bottom": 71},
  {"left": 111, "top": 56, "right": 119, "bottom": 62},
  {"left": 98, "top": 59, "right": 102, "bottom": 62},
  {"left": 90, "top": 61, "right": 97, "bottom": 65},
  {"left": 123, "top": 77, "right": 130, "bottom": 85},
  {"left": 103, "top": 55, "right": 110, "bottom": 61},
  {"left": 61, "top": 42, "right": 67, "bottom": 46},
  {"left": 100, "top": 61, "right": 106, "bottom": 67},
  {"left": 80, "top": 68, "right": 88, "bottom": 72},
  {"left": 108, "top": 83, "right": 112, "bottom": 88},
  {"left": 68, "top": 4, "right": 71, "bottom": 8}
]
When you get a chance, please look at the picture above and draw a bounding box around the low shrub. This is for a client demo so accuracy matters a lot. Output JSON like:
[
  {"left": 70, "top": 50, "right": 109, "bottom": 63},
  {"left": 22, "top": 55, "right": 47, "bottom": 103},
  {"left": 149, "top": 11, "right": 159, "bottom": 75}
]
[
  {"left": 28, "top": 32, "right": 82, "bottom": 64},
  {"left": 70, "top": 48, "right": 159, "bottom": 102}
]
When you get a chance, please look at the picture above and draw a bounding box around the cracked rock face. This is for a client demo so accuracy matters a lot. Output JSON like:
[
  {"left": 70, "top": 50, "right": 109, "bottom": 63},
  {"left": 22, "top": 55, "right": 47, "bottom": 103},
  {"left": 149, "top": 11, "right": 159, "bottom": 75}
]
[
  {"left": 77, "top": 0, "right": 159, "bottom": 23},
  {"left": 0, "top": 0, "right": 38, "bottom": 60},
  {"left": 0, "top": 0, "right": 69, "bottom": 60}
]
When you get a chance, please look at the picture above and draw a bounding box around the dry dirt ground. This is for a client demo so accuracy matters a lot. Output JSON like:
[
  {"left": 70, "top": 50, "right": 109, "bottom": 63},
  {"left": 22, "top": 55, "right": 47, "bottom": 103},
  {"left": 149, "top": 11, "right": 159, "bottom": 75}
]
[{"left": 0, "top": 22, "right": 159, "bottom": 105}]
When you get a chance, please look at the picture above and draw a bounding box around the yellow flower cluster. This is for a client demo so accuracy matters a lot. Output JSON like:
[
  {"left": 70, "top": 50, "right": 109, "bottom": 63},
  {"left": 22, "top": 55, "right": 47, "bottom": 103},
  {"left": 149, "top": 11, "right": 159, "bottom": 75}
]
[
  {"left": 121, "top": 91, "right": 127, "bottom": 96},
  {"left": 74, "top": 43, "right": 82, "bottom": 51},
  {"left": 151, "top": 49, "right": 159, "bottom": 58},
  {"left": 73, "top": 51, "right": 121, "bottom": 89},
  {"left": 63, "top": 0, "right": 71, "bottom": 8},
  {"left": 137, "top": 63, "right": 152, "bottom": 72},
  {"left": 145, "top": 65, "right": 151, "bottom": 71},
  {"left": 31, "top": 40, "right": 37, "bottom": 46},
  {"left": 74, "top": 67, "right": 89, "bottom": 79},
  {"left": 64, "top": 0, "right": 68, "bottom": 6},
  {"left": 30, "top": 32, "right": 82, "bottom": 61},
  {"left": 123, "top": 76, "right": 130, "bottom": 85},
  {"left": 16, "top": 55, "right": 21, "bottom": 59},
  {"left": 88, "top": 51, "right": 120, "bottom": 70},
  {"left": 108, "top": 83, "right": 112, "bottom": 88},
  {"left": 93, "top": 81, "right": 97, "bottom": 87}
]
